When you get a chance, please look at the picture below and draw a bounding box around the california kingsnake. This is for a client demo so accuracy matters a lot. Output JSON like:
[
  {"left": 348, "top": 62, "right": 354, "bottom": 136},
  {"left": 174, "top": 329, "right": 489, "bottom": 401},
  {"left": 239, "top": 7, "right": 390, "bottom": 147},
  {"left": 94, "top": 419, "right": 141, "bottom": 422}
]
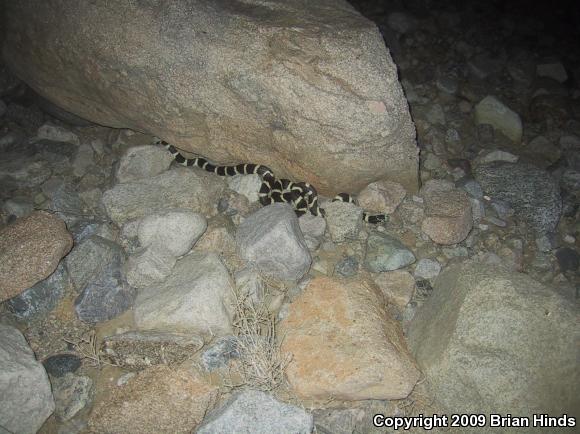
[{"left": 155, "top": 139, "right": 386, "bottom": 224}]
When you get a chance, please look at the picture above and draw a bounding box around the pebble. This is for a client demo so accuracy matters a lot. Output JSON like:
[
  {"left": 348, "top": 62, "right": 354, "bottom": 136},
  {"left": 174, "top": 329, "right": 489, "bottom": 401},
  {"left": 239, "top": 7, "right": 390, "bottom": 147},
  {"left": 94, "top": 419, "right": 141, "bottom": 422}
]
[
  {"left": 536, "top": 62, "right": 568, "bottom": 83},
  {"left": 52, "top": 374, "right": 94, "bottom": 421},
  {"left": 334, "top": 255, "right": 359, "bottom": 277},
  {"left": 474, "top": 96, "right": 522, "bottom": 143},
  {"left": 323, "top": 201, "right": 363, "bottom": 243},
  {"left": 555, "top": 248, "right": 579, "bottom": 272},
  {"left": 372, "top": 270, "right": 416, "bottom": 307},
  {"left": 42, "top": 354, "right": 82, "bottom": 378},
  {"left": 414, "top": 258, "right": 442, "bottom": 280},
  {"left": 36, "top": 123, "right": 80, "bottom": 145},
  {"left": 115, "top": 145, "right": 174, "bottom": 183},
  {"left": 200, "top": 336, "right": 240, "bottom": 371},
  {"left": 226, "top": 174, "right": 262, "bottom": 203},
  {"left": 364, "top": 231, "right": 416, "bottom": 272},
  {"left": 357, "top": 180, "right": 406, "bottom": 215}
]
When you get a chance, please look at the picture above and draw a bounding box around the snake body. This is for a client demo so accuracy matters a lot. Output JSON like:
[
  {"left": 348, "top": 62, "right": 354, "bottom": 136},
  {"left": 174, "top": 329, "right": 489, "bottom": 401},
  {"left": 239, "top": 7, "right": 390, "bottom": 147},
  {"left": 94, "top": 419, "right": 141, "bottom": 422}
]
[{"left": 156, "top": 139, "right": 386, "bottom": 224}]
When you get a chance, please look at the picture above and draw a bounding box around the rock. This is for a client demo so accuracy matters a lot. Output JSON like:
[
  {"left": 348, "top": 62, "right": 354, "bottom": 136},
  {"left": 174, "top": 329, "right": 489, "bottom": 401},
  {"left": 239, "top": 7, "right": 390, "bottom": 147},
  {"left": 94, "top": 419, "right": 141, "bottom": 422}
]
[
  {"left": 372, "top": 270, "right": 415, "bottom": 308},
  {"left": 102, "top": 167, "right": 226, "bottom": 225},
  {"left": 0, "top": 155, "right": 52, "bottom": 188},
  {"left": 47, "top": 182, "right": 85, "bottom": 225},
  {"left": 470, "top": 197, "right": 485, "bottom": 224},
  {"left": 236, "top": 204, "right": 311, "bottom": 282},
  {"left": 73, "top": 237, "right": 135, "bottom": 323},
  {"left": 72, "top": 143, "right": 95, "bottom": 177},
  {"left": 364, "top": 231, "right": 416, "bottom": 272},
  {"left": 298, "top": 213, "right": 326, "bottom": 250},
  {"left": 414, "top": 258, "right": 441, "bottom": 280},
  {"left": 1, "top": 197, "right": 34, "bottom": 218},
  {"left": 6, "top": 261, "right": 70, "bottom": 319},
  {"left": 102, "top": 331, "right": 204, "bottom": 369},
  {"left": 4, "top": 0, "right": 418, "bottom": 196},
  {"left": 314, "top": 401, "right": 398, "bottom": 434},
  {"left": 468, "top": 54, "right": 503, "bottom": 79},
  {"left": 408, "top": 261, "right": 578, "bottom": 418},
  {"left": 334, "top": 255, "right": 359, "bottom": 277},
  {"left": 134, "top": 252, "right": 234, "bottom": 337},
  {"left": 555, "top": 247, "right": 579, "bottom": 272},
  {"left": 280, "top": 276, "right": 420, "bottom": 401},
  {"left": 116, "top": 145, "right": 174, "bottom": 183},
  {"left": 420, "top": 183, "right": 472, "bottom": 245},
  {"left": 65, "top": 235, "right": 118, "bottom": 292},
  {"left": 88, "top": 365, "right": 219, "bottom": 434},
  {"left": 323, "top": 201, "right": 363, "bottom": 243},
  {"left": 536, "top": 62, "right": 568, "bottom": 83},
  {"left": 474, "top": 162, "right": 562, "bottom": 233},
  {"left": 42, "top": 353, "right": 82, "bottom": 378},
  {"left": 476, "top": 149, "right": 519, "bottom": 165},
  {"left": 200, "top": 336, "right": 240, "bottom": 371},
  {"left": 0, "top": 323, "right": 55, "bottom": 434},
  {"left": 52, "top": 373, "right": 93, "bottom": 421},
  {"left": 125, "top": 247, "right": 176, "bottom": 289},
  {"left": 138, "top": 210, "right": 207, "bottom": 256},
  {"left": 35, "top": 123, "right": 80, "bottom": 145},
  {"left": 357, "top": 180, "right": 406, "bottom": 215},
  {"left": 226, "top": 174, "right": 263, "bottom": 203},
  {"left": 525, "top": 135, "right": 561, "bottom": 167},
  {"left": 0, "top": 211, "right": 73, "bottom": 302},
  {"left": 455, "top": 177, "right": 483, "bottom": 199},
  {"left": 234, "top": 268, "right": 265, "bottom": 304},
  {"left": 475, "top": 123, "right": 495, "bottom": 144},
  {"left": 197, "top": 389, "right": 313, "bottom": 434},
  {"left": 474, "top": 96, "right": 522, "bottom": 143}
]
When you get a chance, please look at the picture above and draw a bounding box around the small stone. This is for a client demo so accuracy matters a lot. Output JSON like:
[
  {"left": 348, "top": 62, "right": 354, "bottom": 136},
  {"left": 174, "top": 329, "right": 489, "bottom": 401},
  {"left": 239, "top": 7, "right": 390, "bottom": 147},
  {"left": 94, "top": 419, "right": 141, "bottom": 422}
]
[
  {"left": 456, "top": 178, "right": 483, "bottom": 199},
  {"left": 52, "top": 374, "right": 93, "bottom": 421},
  {"left": 116, "top": 145, "right": 174, "bottom": 183},
  {"left": 490, "top": 199, "right": 515, "bottom": 219},
  {"left": 227, "top": 174, "right": 262, "bottom": 203},
  {"left": 197, "top": 389, "right": 313, "bottom": 434},
  {"left": 470, "top": 197, "right": 485, "bottom": 224},
  {"left": 475, "top": 96, "right": 522, "bottom": 143},
  {"left": 323, "top": 201, "right": 363, "bottom": 243},
  {"left": 0, "top": 211, "right": 73, "bottom": 302},
  {"left": 555, "top": 248, "right": 579, "bottom": 272},
  {"left": 298, "top": 213, "right": 326, "bottom": 250},
  {"left": 372, "top": 270, "right": 415, "bottom": 308},
  {"left": 36, "top": 123, "right": 79, "bottom": 145},
  {"left": 535, "top": 233, "right": 556, "bottom": 253},
  {"left": 414, "top": 259, "right": 441, "bottom": 280},
  {"left": 485, "top": 216, "right": 507, "bottom": 227},
  {"left": 468, "top": 54, "right": 503, "bottom": 79},
  {"left": 425, "top": 103, "right": 446, "bottom": 125},
  {"left": 200, "top": 336, "right": 240, "bottom": 371},
  {"left": 72, "top": 143, "right": 95, "bottom": 177},
  {"left": 334, "top": 255, "right": 359, "bottom": 277},
  {"left": 536, "top": 62, "right": 568, "bottom": 83},
  {"left": 477, "top": 150, "right": 519, "bottom": 164},
  {"left": 43, "top": 354, "right": 82, "bottom": 378},
  {"left": 364, "top": 231, "right": 416, "bottom": 272},
  {"left": 436, "top": 75, "right": 458, "bottom": 94},
  {"left": 357, "top": 180, "right": 406, "bottom": 215},
  {"left": 1, "top": 197, "right": 34, "bottom": 218}
]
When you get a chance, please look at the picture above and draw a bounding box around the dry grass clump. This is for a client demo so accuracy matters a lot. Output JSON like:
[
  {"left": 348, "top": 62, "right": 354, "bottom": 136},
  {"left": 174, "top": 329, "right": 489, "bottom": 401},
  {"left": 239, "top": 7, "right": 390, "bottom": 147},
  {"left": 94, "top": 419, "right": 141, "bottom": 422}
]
[{"left": 229, "top": 281, "right": 291, "bottom": 392}]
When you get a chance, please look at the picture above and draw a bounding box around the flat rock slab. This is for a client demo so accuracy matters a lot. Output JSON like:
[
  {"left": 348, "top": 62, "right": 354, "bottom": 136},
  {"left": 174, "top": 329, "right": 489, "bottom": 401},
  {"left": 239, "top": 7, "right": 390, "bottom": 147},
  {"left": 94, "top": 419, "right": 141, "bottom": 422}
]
[
  {"left": 0, "top": 211, "right": 73, "bottom": 302},
  {"left": 279, "top": 276, "right": 420, "bottom": 402},
  {"left": 3, "top": 0, "right": 418, "bottom": 196},
  {"left": 408, "top": 261, "right": 578, "bottom": 418}
]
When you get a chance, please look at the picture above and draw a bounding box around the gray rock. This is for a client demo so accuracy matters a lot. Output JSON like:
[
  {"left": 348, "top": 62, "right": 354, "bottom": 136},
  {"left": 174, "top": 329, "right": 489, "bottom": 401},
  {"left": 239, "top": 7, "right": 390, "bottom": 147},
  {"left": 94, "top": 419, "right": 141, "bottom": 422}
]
[
  {"left": 555, "top": 247, "right": 579, "bottom": 272},
  {"left": 364, "top": 231, "right": 415, "bottom": 272},
  {"left": 468, "top": 54, "right": 503, "bottom": 79},
  {"left": 455, "top": 177, "right": 483, "bottom": 199},
  {"left": 323, "top": 201, "right": 363, "bottom": 243},
  {"left": 236, "top": 204, "right": 311, "bottom": 282},
  {"left": 408, "top": 261, "right": 578, "bottom": 419},
  {"left": 66, "top": 235, "right": 118, "bottom": 293},
  {"left": 134, "top": 252, "right": 234, "bottom": 337},
  {"left": 474, "top": 162, "right": 562, "bottom": 233},
  {"left": 414, "top": 258, "right": 441, "bottom": 280},
  {"left": 4, "top": 0, "right": 419, "bottom": 196},
  {"left": 474, "top": 96, "right": 522, "bottom": 143},
  {"left": 436, "top": 75, "right": 458, "bottom": 94},
  {"left": 227, "top": 174, "right": 262, "bottom": 203},
  {"left": 116, "top": 145, "right": 174, "bottom": 183},
  {"left": 52, "top": 373, "right": 93, "bottom": 421},
  {"left": 334, "top": 255, "right": 359, "bottom": 277},
  {"left": 476, "top": 149, "right": 519, "bottom": 164},
  {"left": 0, "top": 323, "right": 55, "bottom": 434},
  {"left": 0, "top": 155, "right": 52, "bottom": 188},
  {"left": 6, "top": 262, "right": 70, "bottom": 320},
  {"left": 125, "top": 247, "right": 176, "bottom": 289},
  {"left": 298, "top": 213, "right": 326, "bottom": 250},
  {"left": 138, "top": 210, "right": 207, "bottom": 256},
  {"left": 1, "top": 197, "right": 34, "bottom": 218},
  {"left": 101, "top": 167, "right": 225, "bottom": 225},
  {"left": 470, "top": 197, "right": 485, "bottom": 224},
  {"left": 234, "top": 267, "right": 265, "bottom": 304},
  {"left": 535, "top": 233, "right": 557, "bottom": 253},
  {"left": 200, "top": 336, "right": 240, "bottom": 371},
  {"left": 196, "top": 389, "right": 313, "bottom": 434},
  {"left": 536, "top": 62, "right": 568, "bottom": 83},
  {"left": 73, "top": 238, "right": 135, "bottom": 323},
  {"left": 72, "top": 143, "right": 95, "bottom": 177},
  {"left": 102, "top": 331, "right": 204, "bottom": 369},
  {"left": 36, "top": 123, "right": 79, "bottom": 145},
  {"left": 47, "top": 182, "right": 85, "bottom": 225},
  {"left": 42, "top": 353, "right": 82, "bottom": 378},
  {"left": 314, "top": 401, "right": 394, "bottom": 434}
]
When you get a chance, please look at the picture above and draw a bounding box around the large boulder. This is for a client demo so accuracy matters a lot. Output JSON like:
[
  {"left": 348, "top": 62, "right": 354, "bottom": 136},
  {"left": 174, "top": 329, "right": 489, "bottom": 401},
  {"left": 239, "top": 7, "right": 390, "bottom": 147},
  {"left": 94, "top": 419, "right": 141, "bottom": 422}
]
[
  {"left": 2, "top": 0, "right": 418, "bottom": 196},
  {"left": 408, "top": 261, "right": 578, "bottom": 422}
]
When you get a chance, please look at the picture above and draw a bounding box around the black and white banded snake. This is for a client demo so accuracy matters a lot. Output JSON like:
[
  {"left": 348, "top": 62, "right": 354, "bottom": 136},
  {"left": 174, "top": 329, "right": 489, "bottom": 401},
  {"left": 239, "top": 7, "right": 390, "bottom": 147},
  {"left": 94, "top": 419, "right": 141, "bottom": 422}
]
[{"left": 155, "top": 139, "right": 387, "bottom": 224}]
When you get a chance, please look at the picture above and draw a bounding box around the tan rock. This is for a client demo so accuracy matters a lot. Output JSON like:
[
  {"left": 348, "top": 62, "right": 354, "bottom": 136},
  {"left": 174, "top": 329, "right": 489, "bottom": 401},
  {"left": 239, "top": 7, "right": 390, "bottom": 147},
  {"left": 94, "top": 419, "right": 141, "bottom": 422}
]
[
  {"left": 421, "top": 188, "right": 472, "bottom": 245},
  {"left": 279, "top": 276, "right": 420, "bottom": 402},
  {"left": 357, "top": 180, "right": 407, "bottom": 214},
  {"left": 88, "top": 365, "right": 219, "bottom": 434},
  {"left": 0, "top": 211, "right": 73, "bottom": 302},
  {"left": 4, "top": 1, "right": 418, "bottom": 196},
  {"left": 372, "top": 270, "right": 415, "bottom": 307}
]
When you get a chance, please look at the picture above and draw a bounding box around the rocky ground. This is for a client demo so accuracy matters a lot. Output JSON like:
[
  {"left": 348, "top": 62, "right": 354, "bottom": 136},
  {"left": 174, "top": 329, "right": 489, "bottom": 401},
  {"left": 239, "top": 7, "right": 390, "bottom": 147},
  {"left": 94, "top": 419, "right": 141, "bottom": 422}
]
[{"left": 0, "top": 1, "right": 578, "bottom": 433}]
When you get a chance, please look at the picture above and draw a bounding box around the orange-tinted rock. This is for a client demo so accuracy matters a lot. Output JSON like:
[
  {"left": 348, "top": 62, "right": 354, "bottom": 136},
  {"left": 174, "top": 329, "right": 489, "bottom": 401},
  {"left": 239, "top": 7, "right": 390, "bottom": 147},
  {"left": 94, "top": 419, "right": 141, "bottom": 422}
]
[{"left": 279, "top": 276, "right": 420, "bottom": 402}]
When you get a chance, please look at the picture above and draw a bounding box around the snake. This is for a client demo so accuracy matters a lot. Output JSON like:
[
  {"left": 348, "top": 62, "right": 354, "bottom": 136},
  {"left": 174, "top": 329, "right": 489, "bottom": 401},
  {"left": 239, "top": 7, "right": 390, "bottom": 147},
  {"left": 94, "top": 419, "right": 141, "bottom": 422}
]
[{"left": 155, "top": 139, "right": 387, "bottom": 224}]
